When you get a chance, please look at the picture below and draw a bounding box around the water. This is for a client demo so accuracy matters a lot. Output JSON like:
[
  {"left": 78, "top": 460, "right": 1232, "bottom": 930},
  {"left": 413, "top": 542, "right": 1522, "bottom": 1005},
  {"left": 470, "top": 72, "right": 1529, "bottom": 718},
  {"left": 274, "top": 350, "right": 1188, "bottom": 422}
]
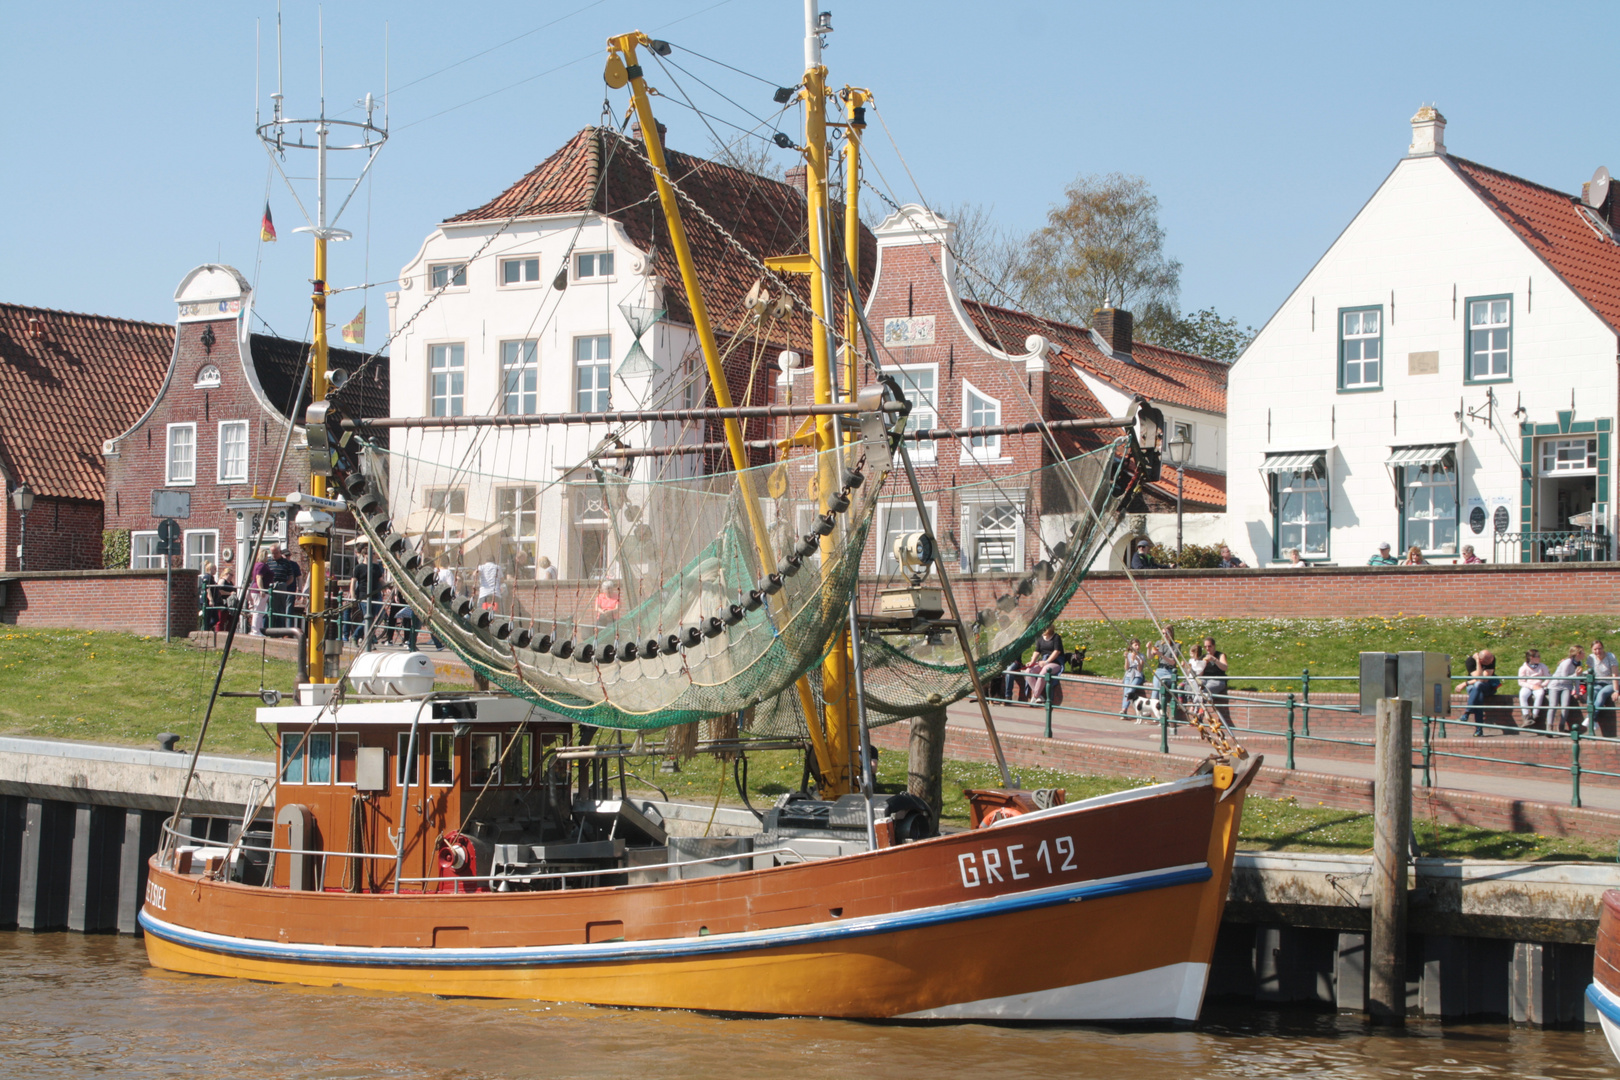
[{"left": 1, "top": 932, "right": 1614, "bottom": 1080}]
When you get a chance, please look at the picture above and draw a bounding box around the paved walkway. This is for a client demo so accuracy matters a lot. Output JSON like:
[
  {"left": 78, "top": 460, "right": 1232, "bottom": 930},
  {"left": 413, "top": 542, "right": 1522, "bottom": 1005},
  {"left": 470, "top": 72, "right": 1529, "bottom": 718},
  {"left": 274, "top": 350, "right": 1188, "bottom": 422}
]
[{"left": 944, "top": 696, "right": 1620, "bottom": 813}]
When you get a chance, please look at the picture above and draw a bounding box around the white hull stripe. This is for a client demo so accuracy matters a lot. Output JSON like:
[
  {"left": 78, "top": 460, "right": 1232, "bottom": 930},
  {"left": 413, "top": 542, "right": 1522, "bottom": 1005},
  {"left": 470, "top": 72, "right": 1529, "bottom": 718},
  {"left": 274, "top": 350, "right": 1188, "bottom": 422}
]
[
  {"left": 897, "top": 960, "right": 1211, "bottom": 1022},
  {"left": 140, "top": 862, "right": 1211, "bottom": 969},
  {"left": 1590, "top": 981, "right": 1620, "bottom": 1026}
]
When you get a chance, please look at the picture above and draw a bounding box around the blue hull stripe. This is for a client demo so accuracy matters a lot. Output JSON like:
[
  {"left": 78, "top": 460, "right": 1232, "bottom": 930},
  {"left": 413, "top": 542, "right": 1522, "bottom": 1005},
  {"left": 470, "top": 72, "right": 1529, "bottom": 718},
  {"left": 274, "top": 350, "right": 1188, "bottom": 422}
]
[
  {"left": 1589, "top": 982, "right": 1620, "bottom": 1025},
  {"left": 141, "top": 862, "right": 1212, "bottom": 970}
]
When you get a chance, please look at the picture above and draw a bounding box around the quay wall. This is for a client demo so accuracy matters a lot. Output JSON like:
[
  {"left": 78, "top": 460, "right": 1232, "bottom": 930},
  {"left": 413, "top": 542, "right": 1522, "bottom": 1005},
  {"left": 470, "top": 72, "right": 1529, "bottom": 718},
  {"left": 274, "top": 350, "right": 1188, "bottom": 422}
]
[{"left": 0, "top": 569, "right": 198, "bottom": 636}]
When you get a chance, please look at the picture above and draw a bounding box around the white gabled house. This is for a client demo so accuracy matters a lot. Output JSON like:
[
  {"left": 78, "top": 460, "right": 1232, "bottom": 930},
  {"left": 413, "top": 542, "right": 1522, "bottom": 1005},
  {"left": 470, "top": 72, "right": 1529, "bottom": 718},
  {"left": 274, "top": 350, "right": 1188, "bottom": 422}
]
[{"left": 1228, "top": 107, "right": 1620, "bottom": 566}]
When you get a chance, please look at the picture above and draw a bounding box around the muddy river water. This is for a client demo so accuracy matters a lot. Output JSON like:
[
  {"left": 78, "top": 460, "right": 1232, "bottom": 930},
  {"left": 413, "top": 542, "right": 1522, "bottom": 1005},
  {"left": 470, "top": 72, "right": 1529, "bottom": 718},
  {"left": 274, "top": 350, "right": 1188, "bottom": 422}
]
[{"left": 2, "top": 932, "right": 1614, "bottom": 1079}]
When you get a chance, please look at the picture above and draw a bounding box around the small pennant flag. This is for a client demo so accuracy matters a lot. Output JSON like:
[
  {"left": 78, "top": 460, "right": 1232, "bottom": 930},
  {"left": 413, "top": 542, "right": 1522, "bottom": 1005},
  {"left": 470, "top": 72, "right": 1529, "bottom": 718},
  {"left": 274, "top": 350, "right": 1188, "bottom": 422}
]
[
  {"left": 341, "top": 308, "right": 366, "bottom": 345},
  {"left": 260, "top": 202, "right": 277, "bottom": 243}
]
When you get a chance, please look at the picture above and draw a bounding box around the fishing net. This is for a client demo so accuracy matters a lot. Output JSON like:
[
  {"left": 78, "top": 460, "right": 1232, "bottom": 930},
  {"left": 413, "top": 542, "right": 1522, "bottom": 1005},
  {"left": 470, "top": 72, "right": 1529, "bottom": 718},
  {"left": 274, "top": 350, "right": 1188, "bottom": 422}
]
[
  {"left": 331, "top": 406, "right": 898, "bottom": 732},
  {"left": 856, "top": 440, "right": 1132, "bottom": 724}
]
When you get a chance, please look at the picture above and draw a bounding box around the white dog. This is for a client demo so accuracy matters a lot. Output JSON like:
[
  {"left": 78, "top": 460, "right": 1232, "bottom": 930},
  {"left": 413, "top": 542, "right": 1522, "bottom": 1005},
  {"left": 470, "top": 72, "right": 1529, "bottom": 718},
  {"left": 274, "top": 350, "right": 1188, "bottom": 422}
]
[{"left": 1129, "top": 694, "right": 1162, "bottom": 723}]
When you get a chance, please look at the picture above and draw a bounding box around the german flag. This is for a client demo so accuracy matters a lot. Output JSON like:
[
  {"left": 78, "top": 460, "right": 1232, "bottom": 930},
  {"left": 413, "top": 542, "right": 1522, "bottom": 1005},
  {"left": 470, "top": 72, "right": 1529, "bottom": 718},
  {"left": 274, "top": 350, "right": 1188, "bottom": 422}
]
[{"left": 260, "top": 202, "right": 277, "bottom": 243}]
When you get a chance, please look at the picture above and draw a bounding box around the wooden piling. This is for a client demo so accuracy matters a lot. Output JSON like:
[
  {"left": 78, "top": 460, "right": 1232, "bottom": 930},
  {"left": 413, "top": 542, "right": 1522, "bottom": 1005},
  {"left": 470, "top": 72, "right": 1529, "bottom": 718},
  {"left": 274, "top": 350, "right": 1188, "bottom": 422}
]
[
  {"left": 1370, "top": 696, "right": 1412, "bottom": 1024},
  {"left": 908, "top": 708, "right": 947, "bottom": 824}
]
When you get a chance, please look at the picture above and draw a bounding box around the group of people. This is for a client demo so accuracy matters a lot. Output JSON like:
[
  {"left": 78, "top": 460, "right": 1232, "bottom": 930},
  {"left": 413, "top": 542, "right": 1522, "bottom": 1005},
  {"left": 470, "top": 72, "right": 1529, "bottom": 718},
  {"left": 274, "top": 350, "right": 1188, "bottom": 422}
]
[
  {"left": 1468, "top": 640, "right": 1620, "bottom": 736},
  {"left": 1366, "top": 542, "right": 1485, "bottom": 567},
  {"left": 1127, "top": 540, "right": 1248, "bottom": 570},
  {"left": 195, "top": 545, "right": 305, "bottom": 636},
  {"left": 1119, "top": 626, "right": 1230, "bottom": 722}
]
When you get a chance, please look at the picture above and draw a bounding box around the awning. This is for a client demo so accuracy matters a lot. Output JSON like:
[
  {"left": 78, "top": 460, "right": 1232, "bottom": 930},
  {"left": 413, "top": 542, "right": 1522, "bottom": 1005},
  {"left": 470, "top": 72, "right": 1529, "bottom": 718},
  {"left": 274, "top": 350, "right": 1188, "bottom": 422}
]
[
  {"left": 1258, "top": 451, "right": 1326, "bottom": 474},
  {"left": 1385, "top": 444, "right": 1454, "bottom": 467}
]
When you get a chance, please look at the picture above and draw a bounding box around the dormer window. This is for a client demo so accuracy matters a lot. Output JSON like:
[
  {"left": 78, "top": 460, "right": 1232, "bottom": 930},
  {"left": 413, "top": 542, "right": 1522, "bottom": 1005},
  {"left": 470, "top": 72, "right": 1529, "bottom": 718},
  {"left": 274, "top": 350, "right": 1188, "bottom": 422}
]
[{"left": 195, "top": 364, "right": 222, "bottom": 389}]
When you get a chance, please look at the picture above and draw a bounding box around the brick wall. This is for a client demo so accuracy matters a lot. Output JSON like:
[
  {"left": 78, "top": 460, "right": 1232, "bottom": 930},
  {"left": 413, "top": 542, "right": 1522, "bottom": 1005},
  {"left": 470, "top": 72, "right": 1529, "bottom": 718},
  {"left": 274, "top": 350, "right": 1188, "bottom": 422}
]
[
  {"left": 1050, "top": 562, "right": 1620, "bottom": 620},
  {"left": 0, "top": 569, "right": 198, "bottom": 636},
  {"left": 0, "top": 497, "right": 104, "bottom": 573}
]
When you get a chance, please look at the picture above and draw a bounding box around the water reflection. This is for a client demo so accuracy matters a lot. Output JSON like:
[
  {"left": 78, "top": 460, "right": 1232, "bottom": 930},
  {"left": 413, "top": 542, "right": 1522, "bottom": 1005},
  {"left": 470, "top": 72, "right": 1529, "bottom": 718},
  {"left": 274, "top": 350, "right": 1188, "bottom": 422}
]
[{"left": 0, "top": 933, "right": 1612, "bottom": 1080}]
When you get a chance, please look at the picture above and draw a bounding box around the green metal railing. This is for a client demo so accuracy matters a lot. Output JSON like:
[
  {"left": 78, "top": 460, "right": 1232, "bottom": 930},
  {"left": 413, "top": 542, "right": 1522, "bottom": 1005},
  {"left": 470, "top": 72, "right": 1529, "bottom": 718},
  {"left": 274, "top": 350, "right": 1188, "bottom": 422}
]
[{"left": 994, "top": 665, "right": 1619, "bottom": 809}]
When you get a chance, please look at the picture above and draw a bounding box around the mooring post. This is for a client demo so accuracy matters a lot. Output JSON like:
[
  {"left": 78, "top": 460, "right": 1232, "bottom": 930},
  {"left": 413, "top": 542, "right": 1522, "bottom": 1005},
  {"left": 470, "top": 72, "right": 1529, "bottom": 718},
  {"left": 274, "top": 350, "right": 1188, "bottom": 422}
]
[
  {"left": 1286, "top": 694, "right": 1297, "bottom": 770},
  {"left": 1043, "top": 684, "right": 1054, "bottom": 739},
  {"left": 1369, "top": 695, "right": 1412, "bottom": 1025},
  {"left": 907, "top": 707, "right": 947, "bottom": 821},
  {"left": 1301, "top": 666, "right": 1311, "bottom": 737}
]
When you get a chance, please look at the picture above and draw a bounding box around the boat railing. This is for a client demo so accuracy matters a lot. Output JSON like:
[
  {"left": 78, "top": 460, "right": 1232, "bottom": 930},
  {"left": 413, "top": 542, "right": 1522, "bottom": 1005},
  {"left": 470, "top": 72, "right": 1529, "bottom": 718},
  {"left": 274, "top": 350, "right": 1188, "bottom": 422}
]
[
  {"left": 987, "top": 666, "right": 1620, "bottom": 809},
  {"left": 158, "top": 820, "right": 821, "bottom": 889}
]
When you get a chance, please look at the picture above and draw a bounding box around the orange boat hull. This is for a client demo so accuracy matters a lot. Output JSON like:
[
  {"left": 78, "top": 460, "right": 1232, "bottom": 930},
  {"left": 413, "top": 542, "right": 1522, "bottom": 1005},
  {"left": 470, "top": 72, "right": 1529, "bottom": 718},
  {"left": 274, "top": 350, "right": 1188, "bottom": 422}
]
[{"left": 142, "top": 770, "right": 1251, "bottom": 1020}]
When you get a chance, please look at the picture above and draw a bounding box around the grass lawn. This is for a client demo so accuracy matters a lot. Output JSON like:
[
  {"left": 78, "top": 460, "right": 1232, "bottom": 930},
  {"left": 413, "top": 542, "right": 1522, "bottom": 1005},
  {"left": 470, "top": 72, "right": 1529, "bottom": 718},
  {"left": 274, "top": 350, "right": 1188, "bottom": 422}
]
[
  {"left": 0, "top": 629, "right": 298, "bottom": 756},
  {"left": 1054, "top": 613, "right": 1620, "bottom": 688}
]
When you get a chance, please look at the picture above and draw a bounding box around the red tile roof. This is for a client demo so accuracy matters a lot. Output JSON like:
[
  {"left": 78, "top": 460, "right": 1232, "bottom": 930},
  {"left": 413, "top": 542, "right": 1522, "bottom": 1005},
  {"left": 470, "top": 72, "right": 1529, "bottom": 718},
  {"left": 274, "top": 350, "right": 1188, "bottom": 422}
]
[
  {"left": 0, "top": 303, "right": 173, "bottom": 501},
  {"left": 1146, "top": 465, "right": 1226, "bottom": 511},
  {"left": 445, "top": 127, "right": 875, "bottom": 347},
  {"left": 963, "top": 301, "right": 1228, "bottom": 416},
  {"left": 1450, "top": 157, "right": 1620, "bottom": 335}
]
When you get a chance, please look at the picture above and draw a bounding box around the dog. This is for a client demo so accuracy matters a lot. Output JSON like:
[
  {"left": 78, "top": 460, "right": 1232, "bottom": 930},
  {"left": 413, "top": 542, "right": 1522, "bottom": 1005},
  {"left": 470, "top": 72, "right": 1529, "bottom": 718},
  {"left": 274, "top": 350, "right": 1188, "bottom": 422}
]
[{"left": 1128, "top": 693, "right": 1162, "bottom": 723}]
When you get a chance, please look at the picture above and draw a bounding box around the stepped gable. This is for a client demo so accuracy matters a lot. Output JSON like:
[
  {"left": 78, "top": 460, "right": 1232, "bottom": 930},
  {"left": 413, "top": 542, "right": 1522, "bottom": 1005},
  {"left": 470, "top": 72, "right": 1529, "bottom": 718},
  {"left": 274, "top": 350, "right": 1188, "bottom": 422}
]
[
  {"left": 253, "top": 334, "right": 390, "bottom": 424},
  {"left": 1450, "top": 156, "right": 1620, "bottom": 336},
  {"left": 444, "top": 127, "right": 877, "bottom": 343},
  {"left": 0, "top": 302, "right": 172, "bottom": 500}
]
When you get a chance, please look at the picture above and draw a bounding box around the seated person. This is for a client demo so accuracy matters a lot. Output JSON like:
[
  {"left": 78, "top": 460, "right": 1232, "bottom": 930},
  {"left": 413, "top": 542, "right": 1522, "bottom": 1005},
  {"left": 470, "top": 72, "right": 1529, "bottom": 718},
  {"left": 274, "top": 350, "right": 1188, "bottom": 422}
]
[
  {"left": 1463, "top": 649, "right": 1500, "bottom": 737},
  {"left": 1023, "top": 628, "right": 1066, "bottom": 704},
  {"left": 1461, "top": 544, "right": 1485, "bottom": 565},
  {"left": 1129, "top": 538, "right": 1160, "bottom": 570},
  {"left": 1217, "top": 545, "right": 1246, "bottom": 568},
  {"left": 1001, "top": 658, "right": 1030, "bottom": 702},
  {"left": 1367, "top": 542, "right": 1399, "bottom": 566},
  {"left": 1517, "top": 649, "right": 1550, "bottom": 730}
]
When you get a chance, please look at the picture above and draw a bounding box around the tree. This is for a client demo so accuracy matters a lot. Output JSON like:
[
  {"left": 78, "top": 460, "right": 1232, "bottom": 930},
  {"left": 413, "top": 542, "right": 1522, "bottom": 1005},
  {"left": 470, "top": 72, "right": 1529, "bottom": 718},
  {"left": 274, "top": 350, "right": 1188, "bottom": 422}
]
[
  {"left": 1153, "top": 307, "right": 1258, "bottom": 363},
  {"left": 705, "top": 132, "right": 785, "bottom": 181},
  {"left": 936, "top": 201, "right": 1028, "bottom": 309},
  {"left": 1011, "top": 173, "right": 1181, "bottom": 340}
]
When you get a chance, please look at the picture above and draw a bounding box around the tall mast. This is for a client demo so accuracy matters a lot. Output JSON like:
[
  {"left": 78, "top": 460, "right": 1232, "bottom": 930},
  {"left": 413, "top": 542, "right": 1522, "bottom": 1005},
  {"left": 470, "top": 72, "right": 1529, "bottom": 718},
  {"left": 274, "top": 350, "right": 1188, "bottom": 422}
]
[
  {"left": 801, "top": 0, "right": 857, "bottom": 797},
  {"left": 257, "top": 28, "right": 387, "bottom": 687}
]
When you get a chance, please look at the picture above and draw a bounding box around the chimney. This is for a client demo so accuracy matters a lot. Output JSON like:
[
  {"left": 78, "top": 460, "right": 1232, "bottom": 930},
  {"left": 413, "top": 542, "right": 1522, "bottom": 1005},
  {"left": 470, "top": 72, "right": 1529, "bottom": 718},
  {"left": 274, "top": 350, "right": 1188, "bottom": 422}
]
[
  {"left": 1092, "top": 307, "right": 1133, "bottom": 357},
  {"left": 784, "top": 165, "right": 807, "bottom": 197},
  {"left": 629, "top": 118, "right": 668, "bottom": 144},
  {"left": 1409, "top": 105, "right": 1447, "bottom": 157},
  {"left": 26, "top": 317, "right": 44, "bottom": 340}
]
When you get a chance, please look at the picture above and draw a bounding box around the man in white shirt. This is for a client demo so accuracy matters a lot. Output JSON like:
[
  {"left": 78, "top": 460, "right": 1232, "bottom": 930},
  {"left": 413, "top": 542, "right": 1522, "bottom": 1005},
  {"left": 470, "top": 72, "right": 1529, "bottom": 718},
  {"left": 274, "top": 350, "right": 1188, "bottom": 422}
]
[{"left": 476, "top": 558, "right": 504, "bottom": 613}]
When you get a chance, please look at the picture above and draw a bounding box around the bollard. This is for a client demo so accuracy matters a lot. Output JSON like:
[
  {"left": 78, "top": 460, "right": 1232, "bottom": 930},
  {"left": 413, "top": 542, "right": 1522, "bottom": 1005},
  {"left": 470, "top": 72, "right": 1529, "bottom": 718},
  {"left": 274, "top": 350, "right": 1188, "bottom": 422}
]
[
  {"left": 1043, "top": 677, "right": 1055, "bottom": 739},
  {"left": 1572, "top": 723, "right": 1583, "bottom": 809},
  {"left": 1158, "top": 682, "right": 1170, "bottom": 754},
  {"left": 1420, "top": 715, "right": 1432, "bottom": 788},
  {"left": 1301, "top": 666, "right": 1312, "bottom": 737},
  {"left": 1286, "top": 693, "right": 1297, "bottom": 771},
  {"left": 1370, "top": 696, "right": 1413, "bottom": 1025}
]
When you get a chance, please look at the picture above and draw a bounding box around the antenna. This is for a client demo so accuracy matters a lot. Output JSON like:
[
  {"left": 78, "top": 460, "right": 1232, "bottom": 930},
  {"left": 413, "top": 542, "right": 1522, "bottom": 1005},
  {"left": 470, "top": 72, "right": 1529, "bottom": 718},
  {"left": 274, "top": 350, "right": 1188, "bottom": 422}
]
[
  {"left": 276, "top": 1, "right": 283, "bottom": 104},
  {"left": 255, "top": 19, "right": 261, "bottom": 128},
  {"left": 384, "top": 22, "right": 390, "bottom": 131},
  {"left": 319, "top": 5, "right": 325, "bottom": 114}
]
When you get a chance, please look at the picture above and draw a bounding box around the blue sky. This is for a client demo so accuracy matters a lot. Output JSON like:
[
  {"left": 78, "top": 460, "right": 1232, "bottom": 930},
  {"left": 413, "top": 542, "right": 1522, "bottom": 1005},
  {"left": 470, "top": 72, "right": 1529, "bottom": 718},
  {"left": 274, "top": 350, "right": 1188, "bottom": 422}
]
[{"left": 1, "top": 1, "right": 1609, "bottom": 344}]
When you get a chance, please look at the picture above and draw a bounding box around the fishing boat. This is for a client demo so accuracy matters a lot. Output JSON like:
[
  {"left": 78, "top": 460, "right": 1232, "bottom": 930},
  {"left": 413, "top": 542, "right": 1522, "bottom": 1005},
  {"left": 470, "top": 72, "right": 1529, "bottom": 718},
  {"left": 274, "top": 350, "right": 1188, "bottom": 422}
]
[
  {"left": 141, "top": 7, "right": 1258, "bottom": 1021},
  {"left": 1591, "top": 891, "right": 1620, "bottom": 1054}
]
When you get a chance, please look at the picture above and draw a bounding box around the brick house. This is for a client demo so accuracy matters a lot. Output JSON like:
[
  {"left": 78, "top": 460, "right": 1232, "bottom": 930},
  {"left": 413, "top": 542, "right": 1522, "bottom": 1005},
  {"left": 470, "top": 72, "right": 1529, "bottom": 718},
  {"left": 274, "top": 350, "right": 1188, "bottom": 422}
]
[
  {"left": 852, "top": 204, "right": 1229, "bottom": 571},
  {"left": 385, "top": 126, "right": 871, "bottom": 580},
  {"left": 0, "top": 301, "right": 170, "bottom": 572},
  {"left": 102, "top": 265, "right": 387, "bottom": 582}
]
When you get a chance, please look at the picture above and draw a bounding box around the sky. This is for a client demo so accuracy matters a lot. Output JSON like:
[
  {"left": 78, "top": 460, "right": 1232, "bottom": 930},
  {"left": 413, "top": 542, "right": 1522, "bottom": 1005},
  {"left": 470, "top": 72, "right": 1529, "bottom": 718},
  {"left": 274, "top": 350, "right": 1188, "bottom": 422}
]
[{"left": 2, "top": 1, "right": 1612, "bottom": 346}]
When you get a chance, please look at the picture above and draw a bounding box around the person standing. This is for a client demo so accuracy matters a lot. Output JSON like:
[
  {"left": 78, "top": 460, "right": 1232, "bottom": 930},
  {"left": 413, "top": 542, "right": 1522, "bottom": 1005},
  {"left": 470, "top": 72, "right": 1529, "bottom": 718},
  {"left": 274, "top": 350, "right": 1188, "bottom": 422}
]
[
  {"left": 265, "top": 545, "right": 302, "bottom": 631},
  {"left": 351, "top": 546, "right": 386, "bottom": 648},
  {"left": 1120, "top": 638, "right": 1146, "bottom": 720},
  {"left": 1517, "top": 649, "right": 1551, "bottom": 732},
  {"left": 429, "top": 558, "right": 457, "bottom": 650},
  {"left": 1200, "top": 636, "right": 1231, "bottom": 725},
  {"left": 249, "top": 551, "right": 272, "bottom": 636},
  {"left": 1153, "top": 624, "right": 1181, "bottom": 718},
  {"left": 208, "top": 566, "right": 237, "bottom": 634},
  {"left": 476, "top": 556, "right": 504, "bottom": 614},
  {"left": 197, "top": 561, "right": 218, "bottom": 631}
]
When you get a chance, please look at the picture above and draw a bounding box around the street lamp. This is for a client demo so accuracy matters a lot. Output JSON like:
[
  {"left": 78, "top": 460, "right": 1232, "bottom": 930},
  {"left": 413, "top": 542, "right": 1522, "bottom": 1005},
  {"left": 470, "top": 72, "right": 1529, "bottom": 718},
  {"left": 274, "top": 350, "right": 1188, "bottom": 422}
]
[
  {"left": 1165, "top": 434, "right": 1192, "bottom": 557},
  {"left": 10, "top": 483, "right": 34, "bottom": 572}
]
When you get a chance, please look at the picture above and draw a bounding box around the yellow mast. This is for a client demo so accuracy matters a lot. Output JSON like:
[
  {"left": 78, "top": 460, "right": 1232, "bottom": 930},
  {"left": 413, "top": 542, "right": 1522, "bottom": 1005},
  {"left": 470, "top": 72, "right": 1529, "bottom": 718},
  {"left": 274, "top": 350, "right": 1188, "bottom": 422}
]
[
  {"left": 605, "top": 33, "right": 834, "bottom": 784},
  {"left": 300, "top": 142, "right": 332, "bottom": 684},
  {"left": 842, "top": 88, "right": 868, "bottom": 412}
]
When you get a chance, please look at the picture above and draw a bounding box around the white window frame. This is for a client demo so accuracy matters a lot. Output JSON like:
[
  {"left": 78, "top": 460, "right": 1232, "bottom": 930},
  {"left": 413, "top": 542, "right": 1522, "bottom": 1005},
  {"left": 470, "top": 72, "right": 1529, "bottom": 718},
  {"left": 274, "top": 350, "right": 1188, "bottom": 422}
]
[
  {"left": 499, "top": 256, "right": 541, "bottom": 287},
  {"left": 426, "top": 488, "right": 467, "bottom": 515},
  {"left": 960, "top": 379, "right": 1002, "bottom": 462},
  {"left": 428, "top": 262, "right": 468, "bottom": 290},
  {"left": 395, "top": 732, "right": 421, "bottom": 787},
  {"left": 1273, "top": 466, "right": 1330, "bottom": 561},
  {"left": 131, "top": 531, "right": 162, "bottom": 569},
  {"left": 428, "top": 731, "right": 456, "bottom": 788},
  {"left": 1339, "top": 307, "right": 1382, "bottom": 390},
  {"left": 428, "top": 342, "right": 465, "bottom": 418},
  {"left": 1171, "top": 420, "right": 1194, "bottom": 462},
  {"left": 166, "top": 423, "right": 197, "bottom": 486},
  {"left": 960, "top": 496, "right": 1025, "bottom": 574},
  {"left": 182, "top": 529, "right": 218, "bottom": 571},
  {"left": 501, "top": 339, "right": 540, "bottom": 415},
  {"left": 892, "top": 363, "right": 939, "bottom": 465},
  {"left": 1399, "top": 457, "right": 1459, "bottom": 556},
  {"left": 875, "top": 500, "right": 939, "bottom": 575},
  {"left": 1467, "top": 297, "right": 1512, "bottom": 382},
  {"left": 334, "top": 732, "right": 359, "bottom": 787},
  {"left": 573, "top": 251, "right": 616, "bottom": 281},
  {"left": 281, "top": 731, "right": 306, "bottom": 785},
  {"left": 573, "top": 335, "right": 612, "bottom": 412},
  {"left": 468, "top": 732, "right": 502, "bottom": 788},
  {"left": 1539, "top": 437, "right": 1598, "bottom": 476},
  {"left": 217, "top": 420, "right": 249, "bottom": 483}
]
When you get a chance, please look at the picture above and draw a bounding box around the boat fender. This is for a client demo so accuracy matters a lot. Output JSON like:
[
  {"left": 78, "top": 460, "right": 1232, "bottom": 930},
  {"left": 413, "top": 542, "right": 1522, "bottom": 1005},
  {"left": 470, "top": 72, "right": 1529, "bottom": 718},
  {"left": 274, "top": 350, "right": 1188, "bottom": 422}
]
[{"left": 980, "top": 806, "right": 1025, "bottom": 828}]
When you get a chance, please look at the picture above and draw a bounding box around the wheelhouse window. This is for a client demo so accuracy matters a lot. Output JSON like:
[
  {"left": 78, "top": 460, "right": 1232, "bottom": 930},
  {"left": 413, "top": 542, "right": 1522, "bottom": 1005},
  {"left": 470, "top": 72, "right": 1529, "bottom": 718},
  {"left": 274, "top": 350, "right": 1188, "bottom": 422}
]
[
  {"left": 1269, "top": 458, "right": 1329, "bottom": 560},
  {"left": 505, "top": 731, "right": 533, "bottom": 786},
  {"left": 1467, "top": 297, "right": 1511, "bottom": 381},
  {"left": 1339, "top": 307, "right": 1382, "bottom": 390},
  {"left": 429, "top": 732, "right": 455, "bottom": 786},
  {"left": 500, "top": 257, "right": 540, "bottom": 285},
  {"left": 469, "top": 734, "right": 500, "bottom": 787},
  {"left": 501, "top": 339, "right": 539, "bottom": 415},
  {"left": 574, "top": 336, "right": 612, "bottom": 412},
  {"left": 1400, "top": 456, "right": 1459, "bottom": 555},
  {"left": 336, "top": 733, "right": 358, "bottom": 784},
  {"left": 574, "top": 251, "right": 615, "bottom": 280},
  {"left": 218, "top": 420, "right": 248, "bottom": 483},
  {"left": 429, "top": 343, "right": 465, "bottom": 417},
  {"left": 166, "top": 423, "right": 196, "bottom": 484},
  {"left": 892, "top": 364, "right": 938, "bottom": 463},
  {"left": 281, "top": 733, "right": 307, "bottom": 784},
  {"left": 396, "top": 732, "right": 420, "bottom": 786},
  {"left": 429, "top": 262, "right": 467, "bottom": 289},
  {"left": 305, "top": 732, "right": 333, "bottom": 784}
]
